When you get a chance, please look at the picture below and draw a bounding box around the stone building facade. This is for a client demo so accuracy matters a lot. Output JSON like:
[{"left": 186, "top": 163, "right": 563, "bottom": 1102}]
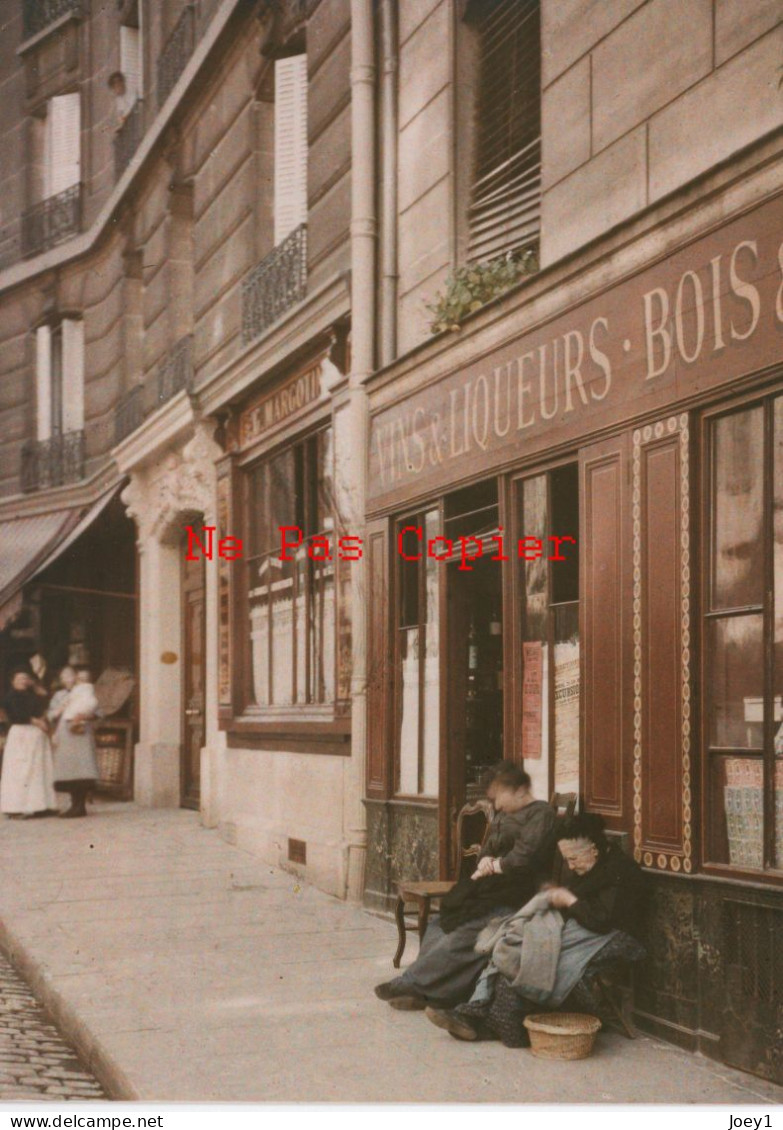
[{"left": 0, "top": 0, "right": 781, "bottom": 1085}]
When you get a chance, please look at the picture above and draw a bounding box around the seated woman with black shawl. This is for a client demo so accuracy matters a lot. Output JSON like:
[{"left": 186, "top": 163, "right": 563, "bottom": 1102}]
[
  {"left": 425, "top": 812, "right": 647, "bottom": 1044},
  {"left": 375, "top": 764, "right": 555, "bottom": 1010}
]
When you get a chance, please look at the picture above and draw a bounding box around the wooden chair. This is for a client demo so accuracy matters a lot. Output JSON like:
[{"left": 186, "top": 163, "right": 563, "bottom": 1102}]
[{"left": 392, "top": 799, "right": 493, "bottom": 968}]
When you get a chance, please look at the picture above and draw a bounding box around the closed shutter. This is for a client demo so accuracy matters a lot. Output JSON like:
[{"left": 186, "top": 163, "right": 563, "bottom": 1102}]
[
  {"left": 468, "top": 0, "right": 540, "bottom": 263},
  {"left": 61, "top": 319, "right": 85, "bottom": 433},
  {"left": 46, "top": 93, "right": 81, "bottom": 197},
  {"left": 35, "top": 326, "right": 52, "bottom": 441},
  {"left": 120, "top": 26, "right": 142, "bottom": 101},
  {"left": 274, "top": 55, "right": 308, "bottom": 245}
]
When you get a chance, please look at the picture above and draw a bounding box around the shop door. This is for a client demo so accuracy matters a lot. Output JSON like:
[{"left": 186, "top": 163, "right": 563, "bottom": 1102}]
[{"left": 181, "top": 543, "right": 205, "bottom": 809}]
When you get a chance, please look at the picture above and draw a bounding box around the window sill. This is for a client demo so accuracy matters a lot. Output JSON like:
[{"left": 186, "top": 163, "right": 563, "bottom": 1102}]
[{"left": 222, "top": 711, "right": 351, "bottom": 755}]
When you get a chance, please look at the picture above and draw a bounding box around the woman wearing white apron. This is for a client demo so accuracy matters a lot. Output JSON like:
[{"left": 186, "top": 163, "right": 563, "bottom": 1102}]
[
  {"left": 48, "top": 666, "right": 100, "bottom": 818},
  {"left": 0, "top": 669, "right": 57, "bottom": 818}
]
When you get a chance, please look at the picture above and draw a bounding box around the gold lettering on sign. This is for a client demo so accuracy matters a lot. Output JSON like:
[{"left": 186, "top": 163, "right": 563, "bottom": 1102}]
[{"left": 240, "top": 363, "right": 322, "bottom": 448}]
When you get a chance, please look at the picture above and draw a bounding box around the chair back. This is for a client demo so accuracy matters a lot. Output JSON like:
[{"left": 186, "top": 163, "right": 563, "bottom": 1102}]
[{"left": 453, "top": 799, "right": 493, "bottom": 881}]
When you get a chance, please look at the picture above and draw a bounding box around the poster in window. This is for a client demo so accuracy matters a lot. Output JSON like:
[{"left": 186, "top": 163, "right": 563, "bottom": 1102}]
[
  {"left": 554, "top": 639, "right": 580, "bottom": 792},
  {"left": 521, "top": 641, "right": 543, "bottom": 760}
]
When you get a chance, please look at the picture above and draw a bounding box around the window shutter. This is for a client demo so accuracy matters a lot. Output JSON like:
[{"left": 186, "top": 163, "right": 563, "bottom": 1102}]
[
  {"left": 47, "top": 93, "right": 81, "bottom": 196},
  {"left": 61, "top": 319, "right": 85, "bottom": 433},
  {"left": 35, "top": 326, "right": 52, "bottom": 441},
  {"left": 468, "top": 0, "right": 541, "bottom": 263},
  {"left": 274, "top": 55, "right": 308, "bottom": 245},
  {"left": 120, "top": 26, "right": 142, "bottom": 101}
]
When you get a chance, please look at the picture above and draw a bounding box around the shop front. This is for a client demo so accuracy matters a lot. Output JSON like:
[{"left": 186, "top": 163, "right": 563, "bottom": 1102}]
[{"left": 363, "top": 189, "right": 783, "bottom": 1081}]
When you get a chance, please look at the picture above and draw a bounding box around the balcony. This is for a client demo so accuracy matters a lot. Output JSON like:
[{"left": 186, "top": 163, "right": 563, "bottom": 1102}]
[
  {"left": 22, "top": 0, "right": 81, "bottom": 39},
  {"left": 157, "top": 334, "right": 194, "bottom": 407},
  {"left": 241, "top": 224, "right": 308, "bottom": 345},
  {"left": 21, "top": 184, "right": 82, "bottom": 258},
  {"left": 114, "top": 100, "right": 145, "bottom": 181},
  {"left": 157, "top": 4, "right": 195, "bottom": 108},
  {"left": 21, "top": 430, "right": 85, "bottom": 493},
  {"left": 114, "top": 386, "right": 145, "bottom": 446}
]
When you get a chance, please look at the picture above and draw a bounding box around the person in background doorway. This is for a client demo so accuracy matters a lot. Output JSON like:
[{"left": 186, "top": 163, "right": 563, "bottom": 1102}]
[
  {"left": 0, "top": 668, "right": 57, "bottom": 818},
  {"left": 48, "top": 666, "right": 100, "bottom": 819},
  {"left": 108, "top": 71, "right": 135, "bottom": 130}
]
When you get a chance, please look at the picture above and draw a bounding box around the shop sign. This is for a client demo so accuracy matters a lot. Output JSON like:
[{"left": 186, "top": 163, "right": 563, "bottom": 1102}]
[
  {"left": 368, "top": 193, "right": 783, "bottom": 504},
  {"left": 239, "top": 362, "right": 322, "bottom": 448}
]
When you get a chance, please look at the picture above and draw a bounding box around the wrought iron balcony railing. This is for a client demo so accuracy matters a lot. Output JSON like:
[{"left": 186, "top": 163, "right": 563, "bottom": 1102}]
[
  {"left": 114, "top": 100, "right": 145, "bottom": 180},
  {"left": 22, "top": 0, "right": 81, "bottom": 39},
  {"left": 157, "top": 4, "right": 196, "bottom": 108},
  {"left": 241, "top": 224, "right": 308, "bottom": 345},
  {"left": 21, "top": 183, "right": 82, "bottom": 258},
  {"left": 157, "top": 334, "right": 194, "bottom": 407},
  {"left": 21, "top": 430, "right": 85, "bottom": 493},
  {"left": 114, "top": 386, "right": 146, "bottom": 445}
]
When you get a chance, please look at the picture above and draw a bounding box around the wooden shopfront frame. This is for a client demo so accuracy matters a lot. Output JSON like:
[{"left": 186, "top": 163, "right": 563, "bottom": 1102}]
[{"left": 365, "top": 188, "right": 783, "bottom": 889}]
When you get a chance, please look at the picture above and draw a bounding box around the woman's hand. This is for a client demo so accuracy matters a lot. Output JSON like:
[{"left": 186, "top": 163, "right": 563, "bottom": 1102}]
[
  {"left": 547, "top": 886, "right": 577, "bottom": 909},
  {"left": 471, "top": 856, "right": 499, "bottom": 880},
  {"left": 31, "top": 718, "right": 49, "bottom": 735}
]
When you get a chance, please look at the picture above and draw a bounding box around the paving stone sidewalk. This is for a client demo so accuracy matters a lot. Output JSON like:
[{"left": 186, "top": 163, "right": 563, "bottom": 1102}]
[
  {"left": 0, "top": 951, "right": 105, "bottom": 1101},
  {"left": 0, "top": 801, "right": 781, "bottom": 1104}
]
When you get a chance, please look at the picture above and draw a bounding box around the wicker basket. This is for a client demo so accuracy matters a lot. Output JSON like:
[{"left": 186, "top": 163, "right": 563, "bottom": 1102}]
[{"left": 523, "top": 1013, "right": 602, "bottom": 1060}]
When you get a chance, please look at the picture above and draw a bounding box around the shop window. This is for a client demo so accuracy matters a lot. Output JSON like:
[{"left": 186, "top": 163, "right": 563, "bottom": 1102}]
[
  {"left": 463, "top": 0, "right": 540, "bottom": 263},
  {"left": 34, "top": 319, "right": 84, "bottom": 440},
  {"left": 245, "top": 429, "right": 334, "bottom": 708},
  {"left": 273, "top": 54, "right": 307, "bottom": 245},
  {"left": 395, "top": 509, "right": 440, "bottom": 796},
  {"left": 703, "top": 395, "right": 783, "bottom": 873},
  {"left": 515, "top": 463, "right": 579, "bottom": 801}
]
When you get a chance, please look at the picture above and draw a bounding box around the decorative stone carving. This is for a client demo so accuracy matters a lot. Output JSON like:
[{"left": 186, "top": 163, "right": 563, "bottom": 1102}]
[{"left": 121, "top": 422, "right": 222, "bottom": 546}]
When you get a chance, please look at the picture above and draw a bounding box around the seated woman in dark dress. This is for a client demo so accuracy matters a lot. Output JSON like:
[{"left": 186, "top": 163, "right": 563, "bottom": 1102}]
[
  {"left": 425, "top": 812, "right": 648, "bottom": 1044},
  {"left": 375, "top": 764, "right": 555, "bottom": 1010}
]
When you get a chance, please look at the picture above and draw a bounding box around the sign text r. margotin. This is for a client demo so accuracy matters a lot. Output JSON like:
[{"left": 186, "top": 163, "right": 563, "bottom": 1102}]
[{"left": 184, "top": 525, "right": 577, "bottom": 572}]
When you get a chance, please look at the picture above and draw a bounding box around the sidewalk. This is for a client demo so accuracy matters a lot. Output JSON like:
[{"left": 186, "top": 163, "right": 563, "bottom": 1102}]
[{"left": 0, "top": 801, "right": 780, "bottom": 1104}]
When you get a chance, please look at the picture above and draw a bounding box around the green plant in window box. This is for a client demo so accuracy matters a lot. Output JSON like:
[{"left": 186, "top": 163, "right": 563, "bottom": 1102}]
[{"left": 426, "top": 249, "right": 539, "bottom": 334}]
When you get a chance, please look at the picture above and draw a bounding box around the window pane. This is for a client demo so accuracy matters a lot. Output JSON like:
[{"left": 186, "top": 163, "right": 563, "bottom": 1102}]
[
  {"left": 706, "top": 615, "right": 764, "bottom": 748},
  {"left": 774, "top": 397, "right": 783, "bottom": 864},
  {"left": 398, "top": 627, "right": 420, "bottom": 794},
  {"left": 422, "top": 508, "right": 440, "bottom": 797},
  {"left": 310, "top": 553, "right": 335, "bottom": 703},
  {"left": 708, "top": 755, "right": 763, "bottom": 868},
  {"left": 269, "top": 449, "right": 297, "bottom": 540},
  {"left": 249, "top": 559, "right": 270, "bottom": 706},
  {"left": 398, "top": 522, "right": 420, "bottom": 628},
  {"left": 318, "top": 428, "right": 335, "bottom": 533},
  {"left": 519, "top": 476, "right": 548, "bottom": 786},
  {"left": 295, "top": 546, "right": 307, "bottom": 703},
  {"left": 270, "top": 556, "right": 295, "bottom": 705},
  {"left": 554, "top": 602, "right": 579, "bottom": 794},
  {"left": 712, "top": 407, "right": 764, "bottom": 609}
]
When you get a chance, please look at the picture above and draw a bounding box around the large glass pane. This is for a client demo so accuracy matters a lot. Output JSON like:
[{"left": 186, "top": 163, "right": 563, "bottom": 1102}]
[
  {"left": 398, "top": 627, "right": 420, "bottom": 794},
  {"left": 709, "top": 755, "right": 763, "bottom": 868},
  {"left": 707, "top": 615, "right": 764, "bottom": 749},
  {"left": 553, "top": 602, "right": 579, "bottom": 794},
  {"left": 310, "top": 554, "right": 335, "bottom": 703},
  {"left": 270, "top": 555, "right": 295, "bottom": 705},
  {"left": 318, "top": 428, "right": 335, "bottom": 534},
  {"left": 774, "top": 397, "right": 783, "bottom": 867},
  {"left": 712, "top": 407, "right": 764, "bottom": 610},
  {"left": 519, "top": 476, "right": 549, "bottom": 801},
  {"left": 268, "top": 449, "right": 297, "bottom": 543},
  {"left": 249, "top": 558, "right": 270, "bottom": 706},
  {"left": 294, "top": 546, "right": 307, "bottom": 703},
  {"left": 422, "top": 508, "right": 440, "bottom": 797}
]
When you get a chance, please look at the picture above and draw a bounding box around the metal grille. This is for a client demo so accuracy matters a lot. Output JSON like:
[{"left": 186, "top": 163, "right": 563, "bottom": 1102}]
[
  {"left": 156, "top": 334, "right": 194, "bottom": 406},
  {"left": 157, "top": 4, "right": 195, "bottom": 108},
  {"left": 114, "top": 386, "right": 145, "bottom": 445},
  {"left": 22, "top": 0, "right": 81, "bottom": 39},
  {"left": 723, "top": 901, "right": 782, "bottom": 1006},
  {"left": 467, "top": 0, "right": 541, "bottom": 263},
  {"left": 20, "top": 430, "right": 85, "bottom": 492},
  {"left": 114, "top": 99, "right": 145, "bottom": 180},
  {"left": 288, "top": 838, "right": 307, "bottom": 864},
  {"left": 241, "top": 224, "right": 308, "bottom": 345},
  {"left": 21, "top": 184, "right": 82, "bottom": 258}
]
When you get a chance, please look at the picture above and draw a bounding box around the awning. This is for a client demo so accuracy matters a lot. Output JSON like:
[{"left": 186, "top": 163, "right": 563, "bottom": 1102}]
[{"left": 0, "top": 485, "right": 123, "bottom": 632}]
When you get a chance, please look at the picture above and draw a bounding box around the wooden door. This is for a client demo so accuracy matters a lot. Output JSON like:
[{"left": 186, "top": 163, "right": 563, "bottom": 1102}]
[{"left": 181, "top": 545, "right": 206, "bottom": 809}]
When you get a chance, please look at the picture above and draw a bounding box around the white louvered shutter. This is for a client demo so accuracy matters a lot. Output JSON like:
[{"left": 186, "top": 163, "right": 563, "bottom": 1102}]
[
  {"left": 35, "top": 326, "right": 52, "bottom": 441},
  {"left": 61, "top": 319, "right": 85, "bottom": 433},
  {"left": 47, "top": 93, "right": 81, "bottom": 196},
  {"left": 468, "top": 0, "right": 541, "bottom": 263},
  {"left": 274, "top": 55, "right": 308, "bottom": 244},
  {"left": 120, "top": 26, "right": 142, "bottom": 101}
]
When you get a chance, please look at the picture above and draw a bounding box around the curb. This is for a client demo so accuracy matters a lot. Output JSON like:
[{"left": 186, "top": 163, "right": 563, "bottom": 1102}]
[{"left": 0, "top": 916, "right": 139, "bottom": 1101}]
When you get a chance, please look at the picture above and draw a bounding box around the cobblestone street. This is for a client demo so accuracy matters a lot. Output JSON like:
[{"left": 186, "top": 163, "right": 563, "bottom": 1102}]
[{"left": 0, "top": 952, "right": 106, "bottom": 1102}]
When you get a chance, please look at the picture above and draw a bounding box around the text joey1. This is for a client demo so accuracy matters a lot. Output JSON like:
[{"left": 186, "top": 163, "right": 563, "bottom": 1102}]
[{"left": 184, "top": 525, "right": 577, "bottom": 573}]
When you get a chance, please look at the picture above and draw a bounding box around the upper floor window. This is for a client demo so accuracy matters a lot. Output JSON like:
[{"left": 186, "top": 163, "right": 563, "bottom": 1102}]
[
  {"left": 43, "top": 92, "right": 81, "bottom": 200},
  {"left": 35, "top": 319, "right": 84, "bottom": 440},
  {"left": 466, "top": 0, "right": 541, "bottom": 263},
  {"left": 273, "top": 54, "right": 308, "bottom": 245}
]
